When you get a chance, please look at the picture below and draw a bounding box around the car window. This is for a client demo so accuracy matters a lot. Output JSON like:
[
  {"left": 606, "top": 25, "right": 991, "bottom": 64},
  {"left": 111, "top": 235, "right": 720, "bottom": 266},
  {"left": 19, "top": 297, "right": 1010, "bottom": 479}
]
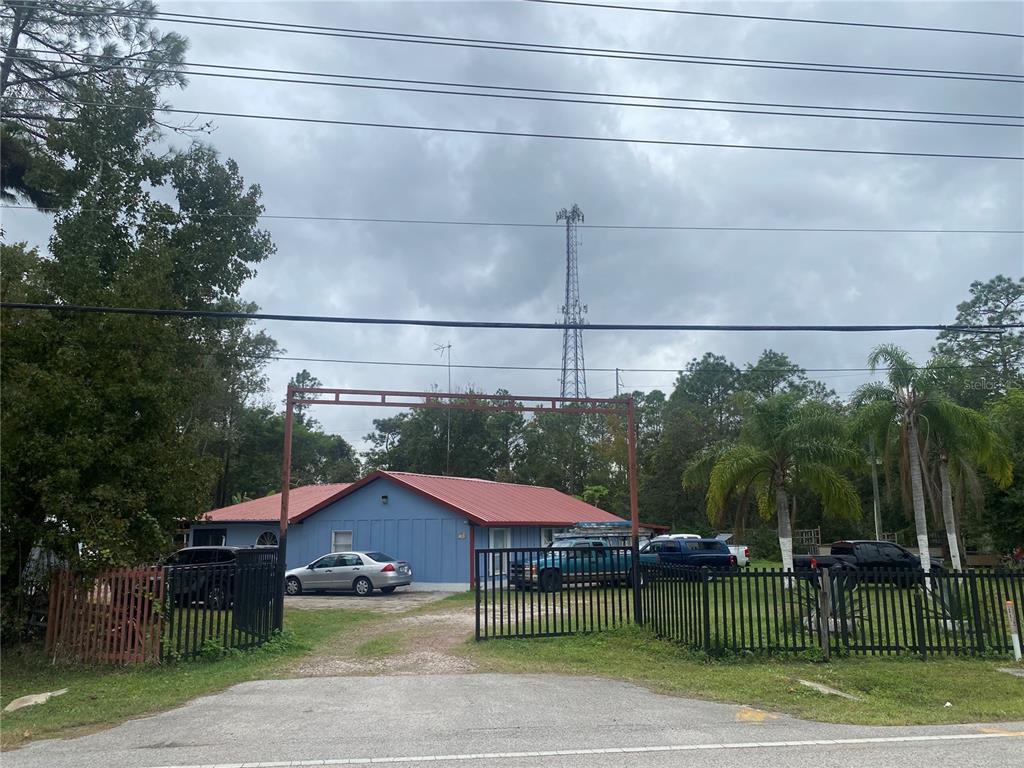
[
  {"left": 647, "top": 542, "right": 662, "bottom": 553},
  {"left": 879, "top": 544, "right": 909, "bottom": 562},
  {"left": 592, "top": 541, "right": 605, "bottom": 549},
  {"left": 365, "top": 552, "right": 395, "bottom": 562},
  {"left": 831, "top": 543, "right": 854, "bottom": 556},
  {"left": 340, "top": 554, "right": 363, "bottom": 566},
  {"left": 662, "top": 541, "right": 680, "bottom": 553},
  {"left": 189, "top": 550, "right": 218, "bottom": 564},
  {"left": 167, "top": 550, "right": 193, "bottom": 566},
  {"left": 215, "top": 549, "right": 236, "bottom": 563},
  {"left": 856, "top": 543, "right": 883, "bottom": 561},
  {"left": 313, "top": 554, "right": 342, "bottom": 569}
]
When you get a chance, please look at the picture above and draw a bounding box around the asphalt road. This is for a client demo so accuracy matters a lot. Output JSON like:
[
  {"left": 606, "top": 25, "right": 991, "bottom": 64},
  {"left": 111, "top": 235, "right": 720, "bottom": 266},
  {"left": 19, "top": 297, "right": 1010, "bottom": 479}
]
[{"left": 5, "top": 674, "right": 1022, "bottom": 768}]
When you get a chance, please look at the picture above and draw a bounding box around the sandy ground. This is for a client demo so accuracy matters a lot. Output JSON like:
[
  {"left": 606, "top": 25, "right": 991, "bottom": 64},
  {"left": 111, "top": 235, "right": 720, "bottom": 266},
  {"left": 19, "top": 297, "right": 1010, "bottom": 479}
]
[
  {"left": 284, "top": 590, "right": 453, "bottom": 613},
  {"left": 289, "top": 600, "right": 478, "bottom": 677}
]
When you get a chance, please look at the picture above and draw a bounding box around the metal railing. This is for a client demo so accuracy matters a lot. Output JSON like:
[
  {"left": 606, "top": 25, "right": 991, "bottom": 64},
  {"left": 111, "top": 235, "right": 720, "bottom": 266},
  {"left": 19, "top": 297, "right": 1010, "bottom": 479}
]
[
  {"left": 161, "top": 548, "right": 280, "bottom": 661},
  {"left": 474, "top": 549, "right": 1024, "bottom": 659},
  {"left": 475, "top": 546, "right": 635, "bottom": 640},
  {"left": 643, "top": 564, "right": 1024, "bottom": 658}
]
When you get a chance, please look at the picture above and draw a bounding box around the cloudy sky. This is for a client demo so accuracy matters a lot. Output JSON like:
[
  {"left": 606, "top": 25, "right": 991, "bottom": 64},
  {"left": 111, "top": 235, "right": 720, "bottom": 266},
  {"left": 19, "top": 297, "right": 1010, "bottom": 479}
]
[{"left": 6, "top": 0, "right": 1023, "bottom": 448}]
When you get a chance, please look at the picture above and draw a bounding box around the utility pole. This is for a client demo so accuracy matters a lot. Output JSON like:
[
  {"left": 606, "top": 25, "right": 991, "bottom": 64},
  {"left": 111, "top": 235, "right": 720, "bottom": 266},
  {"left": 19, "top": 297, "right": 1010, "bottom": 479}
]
[
  {"left": 557, "top": 204, "right": 587, "bottom": 398},
  {"left": 435, "top": 342, "right": 452, "bottom": 474},
  {"left": 615, "top": 367, "right": 624, "bottom": 398}
]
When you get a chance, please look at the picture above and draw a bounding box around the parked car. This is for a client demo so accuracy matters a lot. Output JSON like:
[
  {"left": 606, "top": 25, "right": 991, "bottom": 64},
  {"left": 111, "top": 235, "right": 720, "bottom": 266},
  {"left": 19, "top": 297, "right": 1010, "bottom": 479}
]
[
  {"left": 793, "top": 540, "right": 945, "bottom": 582},
  {"left": 164, "top": 546, "right": 240, "bottom": 609},
  {"left": 285, "top": 551, "right": 412, "bottom": 596},
  {"left": 509, "top": 538, "right": 633, "bottom": 592},
  {"left": 661, "top": 532, "right": 750, "bottom": 567},
  {"left": 639, "top": 537, "right": 738, "bottom": 571}
]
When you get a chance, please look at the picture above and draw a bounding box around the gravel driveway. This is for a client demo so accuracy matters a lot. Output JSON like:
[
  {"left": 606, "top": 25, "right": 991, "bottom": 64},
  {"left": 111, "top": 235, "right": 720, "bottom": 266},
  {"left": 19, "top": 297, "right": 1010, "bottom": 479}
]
[{"left": 284, "top": 590, "right": 456, "bottom": 613}]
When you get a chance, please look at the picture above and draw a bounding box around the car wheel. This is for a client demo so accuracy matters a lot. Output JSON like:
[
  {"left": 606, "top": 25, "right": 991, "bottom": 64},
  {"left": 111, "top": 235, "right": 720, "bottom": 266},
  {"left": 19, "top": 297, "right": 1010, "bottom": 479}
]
[
  {"left": 353, "top": 577, "right": 373, "bottom": 597},
  {"left": 285, "top": 577, "right": 302, "bottom": 596},
  {"left": 381, "top": 586, "right": 397, "bottom": 594},
  {"left": 539, "top": 569, "right": 562, "bottom": 593}
]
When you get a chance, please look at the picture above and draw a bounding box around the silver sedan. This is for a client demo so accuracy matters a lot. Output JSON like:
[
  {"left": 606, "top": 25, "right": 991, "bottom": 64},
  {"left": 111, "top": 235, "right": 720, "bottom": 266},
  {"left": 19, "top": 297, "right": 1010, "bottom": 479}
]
[{"left": 285, "top": 551, "right": 413, "bottom": 597}]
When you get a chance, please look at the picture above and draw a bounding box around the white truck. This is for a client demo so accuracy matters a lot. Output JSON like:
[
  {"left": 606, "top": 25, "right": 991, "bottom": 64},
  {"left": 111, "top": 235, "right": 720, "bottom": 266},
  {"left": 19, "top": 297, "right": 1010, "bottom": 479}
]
[{"left": 663, "top": 532, "right": 749, "bottom": 567}]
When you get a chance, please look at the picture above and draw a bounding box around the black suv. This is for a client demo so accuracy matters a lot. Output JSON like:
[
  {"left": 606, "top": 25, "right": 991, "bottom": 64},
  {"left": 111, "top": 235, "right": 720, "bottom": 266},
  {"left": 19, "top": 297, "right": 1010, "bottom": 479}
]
[{"left": 165, "top": 546, "right": 239, "bottom": 608}]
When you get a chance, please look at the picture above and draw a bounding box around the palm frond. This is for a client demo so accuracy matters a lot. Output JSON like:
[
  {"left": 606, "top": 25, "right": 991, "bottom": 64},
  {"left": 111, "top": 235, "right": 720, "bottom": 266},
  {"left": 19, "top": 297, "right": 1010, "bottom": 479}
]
[
  {"left": 705, "top": 444, "right": 773, "bottom": 523},
  {"left": 867, "top": 344, "right": 918, "bottom": 390},
  {"left": 799, "top": 462, "right": 863, "bottom": 521}
]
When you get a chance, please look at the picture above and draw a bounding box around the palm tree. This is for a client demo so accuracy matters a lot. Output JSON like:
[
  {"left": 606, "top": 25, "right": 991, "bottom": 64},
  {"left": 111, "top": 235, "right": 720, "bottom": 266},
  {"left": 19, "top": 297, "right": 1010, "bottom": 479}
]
[
  {"left": 852, "top": 345, "right": 1012, "bottom": 572},
  {"left": 684, "top": 393, "right": 861, "bottom": 573},
  {"left": 929, "top": 405, "right": 1012, "bottom": 572}
]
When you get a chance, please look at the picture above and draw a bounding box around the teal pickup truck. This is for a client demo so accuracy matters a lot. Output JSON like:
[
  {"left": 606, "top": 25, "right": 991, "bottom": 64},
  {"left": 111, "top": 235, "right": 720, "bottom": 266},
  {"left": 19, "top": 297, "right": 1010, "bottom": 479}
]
[{"left": 508, "top": 538, "right": 634, "bottom": 593}]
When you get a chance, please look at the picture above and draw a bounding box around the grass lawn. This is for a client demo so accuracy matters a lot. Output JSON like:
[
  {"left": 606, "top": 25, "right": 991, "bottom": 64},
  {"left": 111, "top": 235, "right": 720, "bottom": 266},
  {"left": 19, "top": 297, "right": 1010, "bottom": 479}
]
[
  {"left": 0, "top": 607, "right": 376, "bottom": 750},
  {"left": 463, "top": 625, "right": 1024, "bottom": 726}
]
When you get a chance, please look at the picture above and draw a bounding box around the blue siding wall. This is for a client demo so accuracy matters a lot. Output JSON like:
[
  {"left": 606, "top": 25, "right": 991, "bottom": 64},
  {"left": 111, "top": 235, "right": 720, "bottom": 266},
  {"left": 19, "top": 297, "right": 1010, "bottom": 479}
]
[
  {"left": 189, "top": 482, "right": 562, "bottom": 587},
  {"left": 289, "top": 478, "right": 471, "bottom": 585}
]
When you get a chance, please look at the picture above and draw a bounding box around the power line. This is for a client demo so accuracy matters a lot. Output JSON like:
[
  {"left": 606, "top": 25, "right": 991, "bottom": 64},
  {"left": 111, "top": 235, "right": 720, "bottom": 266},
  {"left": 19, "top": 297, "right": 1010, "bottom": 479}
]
[
  {"left": 10, "top": 53, "right": 1021, "bottom": 129},
  {"left": 31, "top": 3, "right": 1024, "bottom": 84},
  {"left": 226, "top": 354, "right": 1015, "bottom": 376},
  {"left": 17, "top": 48, "right": 1023, "bottom": 121},
  {"left": 5, "top": 204, "right": 1020, "bottom": 235},
  {"left": 522, "top": 0, "right": 1024, "bottom": 39},
  {"left": 3, "top": 302, "right": 1020, "bottom": 333},
  {"left": 25, "top": 97, "right": 1024, "bottom": 161}
]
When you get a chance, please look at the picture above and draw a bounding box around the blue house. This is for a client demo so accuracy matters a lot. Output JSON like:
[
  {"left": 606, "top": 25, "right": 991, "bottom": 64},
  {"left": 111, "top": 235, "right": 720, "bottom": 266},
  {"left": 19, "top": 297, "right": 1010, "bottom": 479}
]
[{"left": 189, "top": 470, "right": 636, "bottom": 590}]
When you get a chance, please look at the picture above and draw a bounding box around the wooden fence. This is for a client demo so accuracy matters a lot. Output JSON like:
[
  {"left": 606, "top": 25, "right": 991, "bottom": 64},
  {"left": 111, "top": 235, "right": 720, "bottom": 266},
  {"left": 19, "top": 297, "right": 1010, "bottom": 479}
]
[{"left": 44, "top": 567, "right": 164, "bottom": 664}]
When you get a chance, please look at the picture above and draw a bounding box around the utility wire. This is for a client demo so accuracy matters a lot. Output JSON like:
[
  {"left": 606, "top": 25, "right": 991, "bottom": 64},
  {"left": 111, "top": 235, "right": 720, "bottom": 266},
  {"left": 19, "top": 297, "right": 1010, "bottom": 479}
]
[
  {"left": 522, "top": 0, "right": 1024, "bottom": 39},
  {"left": 23, "top": 97, "right": 1024, "bottom": 161},
  {"left": 15, "top": 48, "right": 1023, "bottom": 121},
  {"left": 28, "top": 3, "right": 1024, "bottom": 84},
  {"left": 2, "top": 302, "right": 1020, "bottom": 334},
  {"left": 5, "top": 204, "right": 1021, "bottom": 235},
  {"left": 213, "top": 353, "right": 1015, "bottom": 375},
  {"left": 14, "top": 54, "right": 1019, "bottom": 129}
]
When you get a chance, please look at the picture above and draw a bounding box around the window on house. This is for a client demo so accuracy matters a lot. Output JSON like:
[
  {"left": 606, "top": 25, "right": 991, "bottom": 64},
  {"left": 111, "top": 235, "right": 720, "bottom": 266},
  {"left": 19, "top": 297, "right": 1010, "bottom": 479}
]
[
  {"left": 192, "top": 528, "right": 226, "bottom": 546},
  {"left": 332, "top": 530, "right": 353, "bottom": 552},
  {"left": 256, "top": 531, "right": 279, "bottom": 547}
]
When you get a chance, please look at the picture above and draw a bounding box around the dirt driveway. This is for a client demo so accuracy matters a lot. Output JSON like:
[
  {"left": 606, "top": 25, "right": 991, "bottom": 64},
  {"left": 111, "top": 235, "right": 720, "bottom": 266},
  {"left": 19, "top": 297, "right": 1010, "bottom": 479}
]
[
  {"left": 285, "top": 590, "right": 453, "bottom": 613},
  {"left": 288, "top": 593, "right": 476, "bottom": 678}
]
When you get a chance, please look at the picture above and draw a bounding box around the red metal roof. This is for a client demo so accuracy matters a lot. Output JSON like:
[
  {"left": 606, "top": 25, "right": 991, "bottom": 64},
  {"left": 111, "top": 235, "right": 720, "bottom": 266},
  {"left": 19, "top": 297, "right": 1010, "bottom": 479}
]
[
  {"left": 204, "top": 471, "right": 643, "bottom": 528},
  {"left": 383, "top": 472, "right": 627, "bottom": 526},
  {"left": 287, "top": 470, "right": 628, "bottom": 527},
  {"left": 203, "top": 483, "right": 351, "bottom": 523}
]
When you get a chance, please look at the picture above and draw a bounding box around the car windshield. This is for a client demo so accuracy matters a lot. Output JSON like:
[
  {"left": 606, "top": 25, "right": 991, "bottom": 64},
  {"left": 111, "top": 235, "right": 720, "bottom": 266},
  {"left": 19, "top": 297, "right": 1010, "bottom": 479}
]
[
  {"left": 365, "top": 552, "right": 396, "bottom": 562},
  {"left": 550, "top": 540, "right": 583, "bottom": 549}
]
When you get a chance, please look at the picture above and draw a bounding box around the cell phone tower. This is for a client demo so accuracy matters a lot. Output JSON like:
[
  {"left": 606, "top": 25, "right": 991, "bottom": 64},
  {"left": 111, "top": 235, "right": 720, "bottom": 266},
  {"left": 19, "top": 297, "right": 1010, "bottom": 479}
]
[{"left": 556, "top": 204, "right": 587, "bottom": 399}]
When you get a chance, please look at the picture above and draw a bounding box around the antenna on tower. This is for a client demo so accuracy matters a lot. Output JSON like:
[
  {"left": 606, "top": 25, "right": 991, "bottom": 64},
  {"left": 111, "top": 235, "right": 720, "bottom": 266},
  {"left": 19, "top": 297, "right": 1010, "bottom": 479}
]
[{"left": 556, "top": 203, "right": 587, "bottom": 399}]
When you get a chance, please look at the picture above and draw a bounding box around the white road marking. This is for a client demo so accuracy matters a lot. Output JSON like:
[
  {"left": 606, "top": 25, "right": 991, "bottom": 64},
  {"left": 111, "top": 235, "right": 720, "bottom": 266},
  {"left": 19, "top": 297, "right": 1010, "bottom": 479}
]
[{"left": 146, "top": 731, "right": 1022, "bottom": 768}]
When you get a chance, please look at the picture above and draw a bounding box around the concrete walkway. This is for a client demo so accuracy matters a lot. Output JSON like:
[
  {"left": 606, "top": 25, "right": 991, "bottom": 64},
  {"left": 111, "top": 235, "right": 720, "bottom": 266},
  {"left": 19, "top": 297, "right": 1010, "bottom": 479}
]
[{"left": 5, "top": 674, "right": 1022, "bottom": 768}]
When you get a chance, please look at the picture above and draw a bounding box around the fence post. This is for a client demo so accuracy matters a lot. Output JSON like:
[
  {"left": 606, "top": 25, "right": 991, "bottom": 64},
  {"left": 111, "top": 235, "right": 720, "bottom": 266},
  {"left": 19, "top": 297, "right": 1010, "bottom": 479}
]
[
  {"left": 701, "top": 574, "right": 711, "bottom": 651},
  {"left": 967, "top": 570, "right": 986, "bottom": 654},
  {"left": 1007, "top": 601, "right": 1022, "bottom": 662},
  {"left": 474, "top": 550, "right": 481, "bottom": 642},
  {"left": 914, "top": 592, "right": 928, "bottom": 658},
  {"left": 631, "top": 542, "right": 643, "bottom": 627},
  {"left": 818, "top": 567, "right": 832, "bottom": 661},
  {"left": 44, "top": 571, "right": 60, "bottom": 654}
]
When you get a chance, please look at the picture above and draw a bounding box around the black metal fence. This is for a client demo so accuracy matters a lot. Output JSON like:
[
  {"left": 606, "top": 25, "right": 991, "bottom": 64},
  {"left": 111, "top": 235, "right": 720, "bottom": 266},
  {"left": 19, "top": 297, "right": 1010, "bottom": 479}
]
[
  {"left": 475, "top": 546, "right": 637, "bottom": 639},
  {"left": 476, "top": 549, "right": 1024, "bottom": 659},
  {"left": 161, "top": 548, "right": 280, "bottom": 661}
]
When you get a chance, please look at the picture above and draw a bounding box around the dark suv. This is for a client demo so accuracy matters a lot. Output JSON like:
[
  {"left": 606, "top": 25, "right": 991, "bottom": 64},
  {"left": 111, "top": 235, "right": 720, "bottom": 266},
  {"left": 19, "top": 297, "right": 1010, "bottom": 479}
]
[{"left": 165, "top": 546, "right": 239, "bottom": 608}]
